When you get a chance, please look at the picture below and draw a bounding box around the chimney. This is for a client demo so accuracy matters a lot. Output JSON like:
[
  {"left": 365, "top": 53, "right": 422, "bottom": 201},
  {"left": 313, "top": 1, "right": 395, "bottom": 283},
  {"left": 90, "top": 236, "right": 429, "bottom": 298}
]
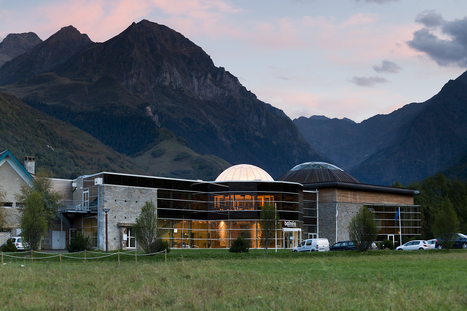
[{"left": 24, "top": 156, "right": 35, "bottom": 175}]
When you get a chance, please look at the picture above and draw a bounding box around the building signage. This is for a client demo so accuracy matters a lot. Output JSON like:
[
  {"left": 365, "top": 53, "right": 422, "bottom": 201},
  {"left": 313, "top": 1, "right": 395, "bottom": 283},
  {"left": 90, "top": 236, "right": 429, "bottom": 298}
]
[{"left": 284, "top": 221, "right": 297, "bottom": 228}]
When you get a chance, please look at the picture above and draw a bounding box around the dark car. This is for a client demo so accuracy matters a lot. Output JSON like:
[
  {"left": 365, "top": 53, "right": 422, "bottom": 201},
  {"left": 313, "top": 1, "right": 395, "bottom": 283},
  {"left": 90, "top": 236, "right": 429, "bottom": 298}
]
[
  {"left": 435, "top": 233, "right": 467, "bottom": 249},
  {"left": 330, "top": 240, "right": 357, "bottom": 251}
]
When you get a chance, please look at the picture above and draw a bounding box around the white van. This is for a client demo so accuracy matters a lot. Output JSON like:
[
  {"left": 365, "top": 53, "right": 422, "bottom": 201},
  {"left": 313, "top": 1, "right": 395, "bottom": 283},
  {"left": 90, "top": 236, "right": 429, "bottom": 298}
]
[{"left": 293, "top": 238, "right": 330, "bottom": 252}]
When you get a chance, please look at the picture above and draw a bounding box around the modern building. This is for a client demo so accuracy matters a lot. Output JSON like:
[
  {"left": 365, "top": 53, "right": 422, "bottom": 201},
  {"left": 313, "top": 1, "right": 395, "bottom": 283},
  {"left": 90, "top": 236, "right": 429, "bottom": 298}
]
[
  {"left": 65, "top": 164, "right": 304, "bottom": 251},
  {"left": 1, "top": 149, "right": 420, "bottom": 250},
  {"left": 277, "top": 162, "right": 420, "bottom": 245}
]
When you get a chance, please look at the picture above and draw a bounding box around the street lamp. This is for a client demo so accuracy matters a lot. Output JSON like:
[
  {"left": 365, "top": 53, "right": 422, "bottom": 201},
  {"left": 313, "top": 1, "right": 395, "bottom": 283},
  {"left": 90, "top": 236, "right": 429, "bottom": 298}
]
[{"left": 103, "top": 208, "right": 110, "bottom": 253}]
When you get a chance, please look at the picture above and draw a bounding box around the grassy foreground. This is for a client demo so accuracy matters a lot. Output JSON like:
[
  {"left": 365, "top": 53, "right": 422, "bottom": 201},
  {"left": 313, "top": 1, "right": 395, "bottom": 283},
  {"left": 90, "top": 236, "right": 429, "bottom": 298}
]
[{"left": 0, "top": 249, "right": 466, "bottom": 310}]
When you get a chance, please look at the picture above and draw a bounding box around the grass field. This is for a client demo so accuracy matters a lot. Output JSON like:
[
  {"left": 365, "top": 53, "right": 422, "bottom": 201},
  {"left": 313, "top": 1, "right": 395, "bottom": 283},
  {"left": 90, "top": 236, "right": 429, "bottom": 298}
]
[{"left": 0, "top": 249, "right": 466, "bottom": 310}]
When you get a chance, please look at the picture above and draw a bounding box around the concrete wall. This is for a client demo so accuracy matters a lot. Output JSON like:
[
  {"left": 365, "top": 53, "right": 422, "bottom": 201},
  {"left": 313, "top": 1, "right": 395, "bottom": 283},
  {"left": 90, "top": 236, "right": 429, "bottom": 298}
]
[
  {"left": 98, "top": 185, "right": 159, "bottom": 251},
  {"left": 0, "top": 161, "right": 29, "bottom": 228},
  {"left": 318, "top": 188, "right": 415, "bottom": 244}
]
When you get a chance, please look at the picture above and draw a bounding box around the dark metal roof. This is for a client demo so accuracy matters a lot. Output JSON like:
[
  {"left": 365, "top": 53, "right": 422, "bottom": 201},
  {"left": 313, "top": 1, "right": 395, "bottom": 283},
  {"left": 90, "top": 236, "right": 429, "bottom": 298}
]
[
  {"left": 277, "top": 162, "right": 360, "bottom": 184},
  {"left": 276, "top": 162, "right": 418, "bottom": 196}
]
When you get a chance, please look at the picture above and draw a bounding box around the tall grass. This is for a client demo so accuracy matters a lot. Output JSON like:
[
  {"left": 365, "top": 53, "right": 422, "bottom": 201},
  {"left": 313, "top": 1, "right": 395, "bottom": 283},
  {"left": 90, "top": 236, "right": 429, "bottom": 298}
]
[{"left": 0, "top": 250, "right": 466, "bottom": 310}]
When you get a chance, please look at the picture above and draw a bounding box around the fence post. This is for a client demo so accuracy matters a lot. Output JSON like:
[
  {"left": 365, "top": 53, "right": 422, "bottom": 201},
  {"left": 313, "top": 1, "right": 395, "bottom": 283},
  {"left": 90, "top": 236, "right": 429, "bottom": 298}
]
[
  {"left": 60, "top": 253, "right": 62, "bottom": 268},
  {"left": 135, "top": 249, "right": 137, "bottom": 263},
  {"left": 84, "top": 249, "right": 87, "bottom": 263},
  {"left": 165, "top": 249, "right": 167, "bottom": 263},
  {"left": 118, "top": 250, "right": 120, "bottom": 265},
  {"left": 31, "top": 249, "right": 33, "bottom": 263},
  {"left": 1, "top": 252, "right": 3, "bottom": 266}
]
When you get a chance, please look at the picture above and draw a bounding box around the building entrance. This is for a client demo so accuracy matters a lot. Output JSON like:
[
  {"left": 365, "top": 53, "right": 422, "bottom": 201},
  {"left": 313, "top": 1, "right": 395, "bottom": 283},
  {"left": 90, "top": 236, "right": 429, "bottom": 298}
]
[{"left": 283, "top": 228, "right": 301, "bottom": 249}]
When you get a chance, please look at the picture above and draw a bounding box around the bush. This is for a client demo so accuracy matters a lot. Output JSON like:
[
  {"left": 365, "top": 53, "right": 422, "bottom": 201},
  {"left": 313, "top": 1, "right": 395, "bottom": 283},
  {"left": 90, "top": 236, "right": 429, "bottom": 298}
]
[
  {"left": 150, "top": 239, "right": 170, "bottom": 254},
  {"left": 380, "top": 239, "right": 394, "bottom": 250},
  {"left": 229, "top": 237, "right": 249, "bottom": 253},
  {"left": 151, "top": 148, "right": 166, "bottom": 158},
  {"left": 67, "top": 232, "right": 92, "bottom": 252},
  {"left": 1, "top": 239, "right": 17, "bottom": 252},
  {"left": 174, "top": 152, "right": 191, "bottom": 161}
]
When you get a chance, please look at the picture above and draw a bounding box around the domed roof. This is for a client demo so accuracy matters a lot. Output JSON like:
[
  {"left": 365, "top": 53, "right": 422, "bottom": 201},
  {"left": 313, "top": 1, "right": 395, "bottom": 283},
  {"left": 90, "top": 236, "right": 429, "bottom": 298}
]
[
  {"left": 215, "top": 164, "right": 274, "bottom": 182},
  {"left": 276, "top": 161, "right": 360, "bottom": 184}
]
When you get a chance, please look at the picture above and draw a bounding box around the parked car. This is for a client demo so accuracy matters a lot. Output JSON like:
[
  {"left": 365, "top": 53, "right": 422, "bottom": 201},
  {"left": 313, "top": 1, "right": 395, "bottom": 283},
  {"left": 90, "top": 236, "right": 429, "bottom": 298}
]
[
  {"left": 330, "top": 240, "right": 357, "bottom": 251},
  {"left": 427, "top": 239, "right": 437, "bottom": 249},
  {"left": 3, "top": 237, "right": 25, "bottom": 251},
  {"left": 435, "top": 233, "right": 467, "bottom": 249},
  {"left": 396, "top": 240, "right": 429, "bottom": 251},
  {"left": 293, "top": 238, "right": 330, "bottom": 252}
]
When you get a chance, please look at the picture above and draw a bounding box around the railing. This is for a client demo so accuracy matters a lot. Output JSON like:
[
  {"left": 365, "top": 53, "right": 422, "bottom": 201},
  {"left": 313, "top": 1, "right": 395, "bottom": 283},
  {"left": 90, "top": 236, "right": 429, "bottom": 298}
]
[{"left": 59, "top": 200, "right": 92, "bottom": 213}]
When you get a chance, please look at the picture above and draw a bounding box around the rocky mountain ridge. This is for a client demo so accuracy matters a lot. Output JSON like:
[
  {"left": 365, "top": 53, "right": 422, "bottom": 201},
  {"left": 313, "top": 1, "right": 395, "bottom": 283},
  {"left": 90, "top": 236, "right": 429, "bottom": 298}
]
[
  {"left": 295, "top": 72, "right": 467, "bottom": 185},
  {"left": 0, "top": 32, "right": 42, "bottom": 67},
  {"left": 0, "top": 20, "right": 325, "bottom": 179}
]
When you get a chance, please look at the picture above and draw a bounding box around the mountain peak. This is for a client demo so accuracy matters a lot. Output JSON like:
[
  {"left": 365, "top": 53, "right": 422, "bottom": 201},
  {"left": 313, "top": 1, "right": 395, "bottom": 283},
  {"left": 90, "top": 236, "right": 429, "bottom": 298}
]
[
  {"left": 0, "top": 32, "right": 42, "bottom": 67},
  {"left": 0, "top": 26, "right": 94, "bottom": 85}
]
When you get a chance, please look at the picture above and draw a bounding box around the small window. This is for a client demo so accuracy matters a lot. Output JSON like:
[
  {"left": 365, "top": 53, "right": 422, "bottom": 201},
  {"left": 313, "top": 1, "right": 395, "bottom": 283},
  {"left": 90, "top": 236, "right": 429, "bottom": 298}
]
[
  {"left": 306, "top": 240, "right": 312, "bottom": 246},
  {"left": 2, "top": 202, "right": 13, "bottom": 208}
]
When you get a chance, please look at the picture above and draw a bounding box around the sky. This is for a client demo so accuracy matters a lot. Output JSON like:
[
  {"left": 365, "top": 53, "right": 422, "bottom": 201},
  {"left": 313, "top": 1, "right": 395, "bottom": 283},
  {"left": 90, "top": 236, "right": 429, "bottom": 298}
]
[{"left": 1, "top": 0, "right": 467, "bottom": 123}]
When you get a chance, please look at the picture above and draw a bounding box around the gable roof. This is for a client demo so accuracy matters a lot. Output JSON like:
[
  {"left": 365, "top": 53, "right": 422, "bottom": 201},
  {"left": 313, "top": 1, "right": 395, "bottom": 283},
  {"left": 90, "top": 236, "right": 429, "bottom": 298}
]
[{"left": 0, "top": 150, "right": 34, "bottom": 186}]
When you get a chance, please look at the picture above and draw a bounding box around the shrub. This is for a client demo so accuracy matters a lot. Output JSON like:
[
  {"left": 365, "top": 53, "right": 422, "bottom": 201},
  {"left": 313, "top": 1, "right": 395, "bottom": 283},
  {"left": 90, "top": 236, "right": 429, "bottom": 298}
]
[
  {"left": 151, "top": 148, "right": 166, "bottom": 158},
  {"left": 1, "top": 239, "right": 17, "bottom": 252},
  {"left": 380, "top": 239, "right": 394, "bottom": 250},
  {"left": 174, "top": 152, "right": 191, "bottom": 161},
  {"left": 67, "top": 232, "right": 92, "bottom": 252},
  {"left": 229, "top": 237, "right": 249, "bottom": 253},
  {"left": 150, "top": 239, "right": 170, "bottom": 254}
]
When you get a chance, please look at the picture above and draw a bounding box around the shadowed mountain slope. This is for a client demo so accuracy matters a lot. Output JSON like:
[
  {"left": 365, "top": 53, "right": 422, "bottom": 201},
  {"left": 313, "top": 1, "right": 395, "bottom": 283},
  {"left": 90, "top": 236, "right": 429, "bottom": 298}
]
[{"left": 0, "top": 20, "right": 326, "bottom": 178}]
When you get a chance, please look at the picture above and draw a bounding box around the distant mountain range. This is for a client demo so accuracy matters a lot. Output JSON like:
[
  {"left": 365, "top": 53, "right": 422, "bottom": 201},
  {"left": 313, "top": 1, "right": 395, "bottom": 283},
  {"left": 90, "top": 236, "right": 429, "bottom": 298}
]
[
  {"left": 0, "top": 20, "right": 465, "bottom": 185},
  {"left": 294, "top": 72, "right": 467, "bottom": 185},
  {"left": 0, "top": 20, "right": 325, "bottom": 180}
]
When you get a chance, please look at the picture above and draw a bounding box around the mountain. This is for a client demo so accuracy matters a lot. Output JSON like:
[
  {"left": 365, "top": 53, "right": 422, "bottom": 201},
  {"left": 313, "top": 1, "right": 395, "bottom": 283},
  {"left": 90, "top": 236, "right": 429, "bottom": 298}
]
[
  {"left": 0, "top": 20, "right": 326, "bottom": 178},
  {"left": 0, "top": 26, "right": 94, "bottom": 85},
  {"left": 0, "top": 91, "right": 145, "bottom": 178},
  {"left": 0, "top": 32, "right": 42, "bottom": 67},
  {"left": 295, "top": 72, "right": 467, "bottom": 185}
]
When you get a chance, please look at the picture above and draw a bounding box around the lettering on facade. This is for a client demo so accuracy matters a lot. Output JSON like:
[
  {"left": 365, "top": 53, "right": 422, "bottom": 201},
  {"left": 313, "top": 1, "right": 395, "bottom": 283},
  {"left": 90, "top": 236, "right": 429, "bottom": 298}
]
[{"left": 284, "top": 221, "right": 297, "bottom": 228}]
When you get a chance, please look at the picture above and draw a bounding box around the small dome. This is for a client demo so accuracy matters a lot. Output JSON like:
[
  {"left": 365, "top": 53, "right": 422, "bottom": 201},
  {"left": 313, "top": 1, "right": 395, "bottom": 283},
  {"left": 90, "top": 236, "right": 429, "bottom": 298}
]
[
  {"left": 277, "top": 161, "right": 360, "bottom": 184},
  {"left": 215, "top": 164, "right": 274, "bottom": 182}
]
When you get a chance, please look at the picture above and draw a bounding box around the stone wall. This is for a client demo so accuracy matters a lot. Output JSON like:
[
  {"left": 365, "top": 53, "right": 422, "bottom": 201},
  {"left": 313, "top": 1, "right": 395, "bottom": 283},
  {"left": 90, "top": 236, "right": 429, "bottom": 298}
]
[
  {"left": 98, "top": 185, "right": 158, "bottom": 251},
  {"left": 318, "top": 187, "right": 414, "bottom": 244}
]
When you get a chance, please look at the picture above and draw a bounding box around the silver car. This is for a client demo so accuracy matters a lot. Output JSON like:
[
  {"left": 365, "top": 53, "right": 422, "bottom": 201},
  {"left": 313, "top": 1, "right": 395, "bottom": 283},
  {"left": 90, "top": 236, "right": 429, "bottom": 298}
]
[
  {"left": 427, "top": 239, "right": 437, "bottom": 249},
  {"left": 396, "top": 240, "right": 429, "bottom": 251}
]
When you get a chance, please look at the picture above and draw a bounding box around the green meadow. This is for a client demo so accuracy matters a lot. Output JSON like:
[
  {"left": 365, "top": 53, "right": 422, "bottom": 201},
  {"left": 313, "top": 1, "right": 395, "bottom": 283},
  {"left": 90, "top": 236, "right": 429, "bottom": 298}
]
[{"left": 0, "top": 249, "right": 466, "bottom": 310}]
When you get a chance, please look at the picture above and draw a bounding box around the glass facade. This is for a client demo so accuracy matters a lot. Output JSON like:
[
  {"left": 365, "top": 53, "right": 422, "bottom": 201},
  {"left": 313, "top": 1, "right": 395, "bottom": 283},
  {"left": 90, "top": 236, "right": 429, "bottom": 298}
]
[
  {"left": 366, "top": 204, "right": 421, "bottom": 240},
  {"left": 302, "top": 191, "right": 318, "bottom": 238},
  {"left": 102, "top": 174, "right": 303, "bottom": 249}
]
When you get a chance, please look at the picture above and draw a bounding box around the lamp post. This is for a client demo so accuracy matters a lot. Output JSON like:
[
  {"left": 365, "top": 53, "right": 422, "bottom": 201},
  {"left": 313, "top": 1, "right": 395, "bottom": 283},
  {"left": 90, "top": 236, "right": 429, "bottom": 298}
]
[{"left": 103, "top": 208, "right": 110, "bottom": 253}]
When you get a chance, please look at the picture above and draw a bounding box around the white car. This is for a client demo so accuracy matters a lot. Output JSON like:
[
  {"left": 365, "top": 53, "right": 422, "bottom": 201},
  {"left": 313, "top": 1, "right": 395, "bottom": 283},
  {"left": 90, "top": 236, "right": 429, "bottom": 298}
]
[
  {"left": 293, "top": 238, "right": 330, "bottom": 252},
  {"left": 427, "top": 239, "right": 437, "bottom": 249},
  {"left": 396, "top": 240, "right": 429, "bottom": 251},
  {"left": 5, "top": 237, "right": 25, "bottom": 250}
]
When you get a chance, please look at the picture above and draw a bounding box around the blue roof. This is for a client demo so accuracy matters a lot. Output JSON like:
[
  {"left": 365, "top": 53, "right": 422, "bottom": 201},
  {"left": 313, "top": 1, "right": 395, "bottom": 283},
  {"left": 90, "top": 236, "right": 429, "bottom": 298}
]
[{"left": 0, "top": 150, "right": 34, "bottom": 184}]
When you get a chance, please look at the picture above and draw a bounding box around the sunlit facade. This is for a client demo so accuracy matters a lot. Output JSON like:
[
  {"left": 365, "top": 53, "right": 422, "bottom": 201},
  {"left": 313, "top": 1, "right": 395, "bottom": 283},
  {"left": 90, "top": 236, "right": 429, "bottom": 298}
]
[{"left": 68, "top": 165, "right": 303, "bottom": 250}]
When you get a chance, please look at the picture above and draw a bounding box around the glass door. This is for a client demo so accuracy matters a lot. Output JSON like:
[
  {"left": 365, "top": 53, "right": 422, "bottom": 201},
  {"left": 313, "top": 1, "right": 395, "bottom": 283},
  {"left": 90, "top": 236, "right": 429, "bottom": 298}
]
[{"left": 127, "top": 228, "right": 137, "bottom": 249}]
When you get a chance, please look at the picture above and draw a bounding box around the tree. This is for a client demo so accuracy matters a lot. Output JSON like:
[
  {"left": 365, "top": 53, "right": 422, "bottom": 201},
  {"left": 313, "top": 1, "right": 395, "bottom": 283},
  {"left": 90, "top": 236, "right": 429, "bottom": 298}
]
[
  {"left": 18, "top": 168, "right": 62, "bottom": 231},
  {"left": 260, "top": 203, "right": 278, "bottom": 254},
  {"left": 20, "top": 191, "right": 48, "bottom": 250},
  {"left": 133, "top": 201, "right": 159, "bottom": 253},
  {"left": 348, "top": 206, "right": 378, "bottom": 252},
  {"left": 432, "top": 198, "right": 459, "bottom": 250}
]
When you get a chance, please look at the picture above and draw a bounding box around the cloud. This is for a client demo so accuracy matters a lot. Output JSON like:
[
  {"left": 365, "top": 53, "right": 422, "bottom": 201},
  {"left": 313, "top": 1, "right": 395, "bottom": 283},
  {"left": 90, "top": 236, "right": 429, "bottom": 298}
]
[
  {"left": 407, "top": 15, "right": 467, "bottom": 67},
  {"left": 372, "top": 60, "right": 401, "bottom": 73},
  {"left": 349, "top": 76, "right": 388, "bottom": 87},
  {"left": 414, "top": 10, "right": 444, "bottom": 28},
  {"left": 353, "top": 0, "right": 398, "bottom": 4}
]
